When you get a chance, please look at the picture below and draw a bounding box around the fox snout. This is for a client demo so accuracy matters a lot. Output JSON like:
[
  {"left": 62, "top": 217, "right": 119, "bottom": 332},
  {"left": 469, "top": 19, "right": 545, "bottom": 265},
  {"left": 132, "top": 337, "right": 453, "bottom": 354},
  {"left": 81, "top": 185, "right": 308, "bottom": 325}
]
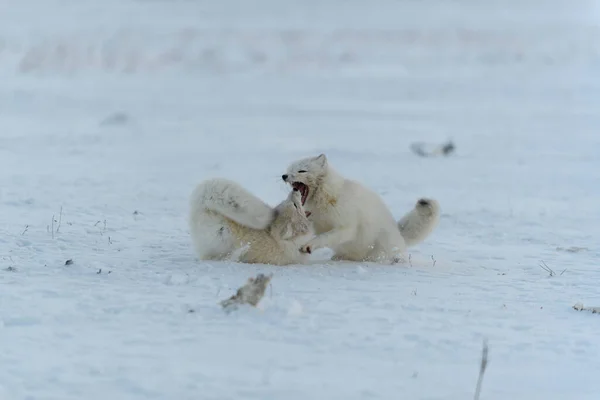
[{"left": 282, "top": 174, "right": 289, "bottom": 182}]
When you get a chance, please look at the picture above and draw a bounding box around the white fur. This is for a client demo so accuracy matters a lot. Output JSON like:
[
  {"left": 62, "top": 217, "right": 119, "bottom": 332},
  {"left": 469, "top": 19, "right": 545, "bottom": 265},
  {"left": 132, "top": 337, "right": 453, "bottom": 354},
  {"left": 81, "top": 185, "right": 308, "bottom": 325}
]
[
  {"left": 283, "top": 154, "right": 440, "bottom": 263},
  {"left": 397, "top": 198, "right": 440, "bottom": 247},
  {"left": 189, "top": 178, "right": 313, "bottom": 265}
]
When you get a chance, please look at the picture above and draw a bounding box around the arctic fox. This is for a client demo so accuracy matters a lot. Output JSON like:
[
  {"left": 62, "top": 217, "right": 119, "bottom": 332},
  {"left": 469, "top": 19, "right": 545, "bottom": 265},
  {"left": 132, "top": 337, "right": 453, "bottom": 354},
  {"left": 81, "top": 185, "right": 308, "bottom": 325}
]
[
  {"left": 282, "top": 154, "right": 440, "bottom": 263},
  {"left": 189, "top": 178, "right": 313, "bottom": 265}
]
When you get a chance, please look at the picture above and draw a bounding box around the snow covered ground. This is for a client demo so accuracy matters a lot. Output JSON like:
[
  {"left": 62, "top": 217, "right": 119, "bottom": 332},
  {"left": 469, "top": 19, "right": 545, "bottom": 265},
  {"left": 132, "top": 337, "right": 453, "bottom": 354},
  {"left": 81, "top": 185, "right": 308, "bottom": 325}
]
[{"left": 1, "top": 0, "right": 600, "bottom": 399}]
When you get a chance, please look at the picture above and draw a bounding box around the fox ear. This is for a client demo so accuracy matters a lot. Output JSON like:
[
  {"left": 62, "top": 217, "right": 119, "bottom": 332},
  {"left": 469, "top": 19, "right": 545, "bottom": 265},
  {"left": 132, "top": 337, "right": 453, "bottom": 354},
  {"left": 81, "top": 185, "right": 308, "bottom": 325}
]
[{"left": 314, "top": 153, "right": 327, "bottom": 167}]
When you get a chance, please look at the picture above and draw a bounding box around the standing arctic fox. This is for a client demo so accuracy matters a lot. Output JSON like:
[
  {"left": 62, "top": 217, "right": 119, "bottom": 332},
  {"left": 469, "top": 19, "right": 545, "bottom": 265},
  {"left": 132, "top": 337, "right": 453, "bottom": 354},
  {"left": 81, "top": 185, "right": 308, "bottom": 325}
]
[
  {"left": 189, "top": 178, "right": 313, "bottom": 265},
  {"left": 282, "top": 154, "right": 440, "bottom": 263}
]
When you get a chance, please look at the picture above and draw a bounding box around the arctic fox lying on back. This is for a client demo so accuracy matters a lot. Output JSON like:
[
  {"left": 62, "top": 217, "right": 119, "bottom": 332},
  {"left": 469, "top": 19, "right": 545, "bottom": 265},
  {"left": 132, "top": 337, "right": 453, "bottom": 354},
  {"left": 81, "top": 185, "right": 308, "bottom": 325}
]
[
  {"left": 282, "top": 154, "right": 440, "bottom": 263},
  {"left": 189, "top": 178, "right": 313, "bottom": 265}
]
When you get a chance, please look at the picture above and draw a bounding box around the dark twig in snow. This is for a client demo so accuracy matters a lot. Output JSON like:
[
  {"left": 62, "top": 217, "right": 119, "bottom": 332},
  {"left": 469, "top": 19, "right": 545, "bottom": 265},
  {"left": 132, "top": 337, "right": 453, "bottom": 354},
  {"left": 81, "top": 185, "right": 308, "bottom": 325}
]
[{"left": 474, "top": 339, "right": 489, "bottom": 400}]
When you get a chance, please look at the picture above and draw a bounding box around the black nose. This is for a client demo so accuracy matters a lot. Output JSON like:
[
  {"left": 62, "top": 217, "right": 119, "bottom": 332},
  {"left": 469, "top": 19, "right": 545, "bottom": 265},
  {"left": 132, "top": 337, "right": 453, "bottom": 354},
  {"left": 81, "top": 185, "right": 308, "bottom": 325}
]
[{"left": 282, "top": 174, "right": 288, "bottom": 181}]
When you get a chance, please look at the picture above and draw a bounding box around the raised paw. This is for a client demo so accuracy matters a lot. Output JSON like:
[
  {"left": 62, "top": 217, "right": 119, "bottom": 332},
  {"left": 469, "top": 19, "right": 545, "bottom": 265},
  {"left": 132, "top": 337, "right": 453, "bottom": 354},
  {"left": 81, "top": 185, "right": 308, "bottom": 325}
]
[{"left": 300, "top": 245, "right": 312, "bottom": 254}]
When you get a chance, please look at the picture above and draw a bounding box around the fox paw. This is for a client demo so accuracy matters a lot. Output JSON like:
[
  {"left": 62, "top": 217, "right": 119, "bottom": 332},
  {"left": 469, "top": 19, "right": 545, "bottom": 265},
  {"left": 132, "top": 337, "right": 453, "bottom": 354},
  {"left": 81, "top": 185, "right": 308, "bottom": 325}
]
[{"left": 300, "top": 245, "right": 312, "bottom": 254}]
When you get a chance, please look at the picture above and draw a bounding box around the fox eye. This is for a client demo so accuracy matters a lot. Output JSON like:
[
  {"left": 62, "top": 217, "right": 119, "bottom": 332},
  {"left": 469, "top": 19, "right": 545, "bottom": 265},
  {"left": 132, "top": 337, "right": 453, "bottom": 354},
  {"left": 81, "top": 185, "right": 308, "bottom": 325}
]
[
  {"left": 293, "top": 203, "right": 298, "bottom": 209},
  {"left": 298, "top": 170, "right": 307, "bottom": 173}
]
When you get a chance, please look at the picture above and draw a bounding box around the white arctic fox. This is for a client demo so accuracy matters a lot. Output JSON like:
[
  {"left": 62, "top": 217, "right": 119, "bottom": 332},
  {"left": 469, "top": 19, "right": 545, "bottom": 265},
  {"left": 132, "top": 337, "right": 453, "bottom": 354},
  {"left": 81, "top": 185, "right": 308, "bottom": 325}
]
[
  {"left": 282, "top": 154, "right": 440, "bottom": 263},
  {"left": 189, "top": 178, "right": 313, "bottom": 265}
]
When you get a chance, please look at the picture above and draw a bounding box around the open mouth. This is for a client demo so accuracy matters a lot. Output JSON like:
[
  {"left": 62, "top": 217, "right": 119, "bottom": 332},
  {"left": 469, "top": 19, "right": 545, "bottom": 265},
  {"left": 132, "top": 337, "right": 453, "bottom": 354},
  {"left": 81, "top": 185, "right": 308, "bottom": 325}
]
[{"left": 292, "top": 182, "right": 309, "bottom": 205}]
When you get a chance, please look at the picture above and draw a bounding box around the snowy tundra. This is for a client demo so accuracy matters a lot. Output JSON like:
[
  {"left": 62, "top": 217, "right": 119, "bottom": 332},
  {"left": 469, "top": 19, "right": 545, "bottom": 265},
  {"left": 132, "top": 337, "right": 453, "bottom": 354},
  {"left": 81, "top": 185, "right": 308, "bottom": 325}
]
[{"left": 1, "top": 0, "right": 600, "bottom": 400}]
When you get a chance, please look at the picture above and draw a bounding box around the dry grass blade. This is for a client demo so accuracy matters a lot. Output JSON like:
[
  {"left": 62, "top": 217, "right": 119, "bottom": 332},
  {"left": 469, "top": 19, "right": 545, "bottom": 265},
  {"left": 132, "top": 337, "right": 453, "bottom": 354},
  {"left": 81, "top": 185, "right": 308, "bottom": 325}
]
[{"left": 538, "top": 260, "right": 555, "bottom": 277}]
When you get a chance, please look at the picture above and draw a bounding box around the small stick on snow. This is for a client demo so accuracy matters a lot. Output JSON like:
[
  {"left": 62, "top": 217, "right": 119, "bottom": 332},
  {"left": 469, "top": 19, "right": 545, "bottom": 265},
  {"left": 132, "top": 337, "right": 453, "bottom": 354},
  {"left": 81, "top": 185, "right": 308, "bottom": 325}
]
[
  {"left": 474, "top": 339, "right": 489, "bottom": 400},
  {"left": 21, "top": 225, "right": 29, "bottom": 236},
  {"left": 431, "top": 255, "right": 436, "bottom": 267},
  {"left": 51, "top": 214, "right": 55, "bottom": 239}
]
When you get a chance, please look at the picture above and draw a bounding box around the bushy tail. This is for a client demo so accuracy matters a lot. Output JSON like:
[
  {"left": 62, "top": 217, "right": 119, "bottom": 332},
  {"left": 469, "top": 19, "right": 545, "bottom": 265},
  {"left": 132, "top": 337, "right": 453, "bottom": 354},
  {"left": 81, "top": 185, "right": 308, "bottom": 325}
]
[
  {"left": 190, "top": 178, "right": 275, "bottom": 230},
  {"left": 397, "top": 198, "right": 440, "bottom": 247}
]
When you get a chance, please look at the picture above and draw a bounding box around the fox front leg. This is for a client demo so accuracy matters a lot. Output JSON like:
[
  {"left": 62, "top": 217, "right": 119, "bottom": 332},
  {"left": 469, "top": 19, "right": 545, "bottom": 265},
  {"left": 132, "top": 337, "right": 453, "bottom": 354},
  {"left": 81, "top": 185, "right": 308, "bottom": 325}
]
[{"left": 299, "top": 226, "right": 356, "bottom": 254}]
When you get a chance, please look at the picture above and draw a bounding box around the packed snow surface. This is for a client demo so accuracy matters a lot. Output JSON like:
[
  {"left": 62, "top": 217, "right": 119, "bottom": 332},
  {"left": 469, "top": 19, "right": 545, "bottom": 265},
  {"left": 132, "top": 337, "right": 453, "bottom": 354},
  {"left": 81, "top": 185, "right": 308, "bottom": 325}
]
[{"left": 1, "top": 0, "right": 600, "bottom": 399}]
